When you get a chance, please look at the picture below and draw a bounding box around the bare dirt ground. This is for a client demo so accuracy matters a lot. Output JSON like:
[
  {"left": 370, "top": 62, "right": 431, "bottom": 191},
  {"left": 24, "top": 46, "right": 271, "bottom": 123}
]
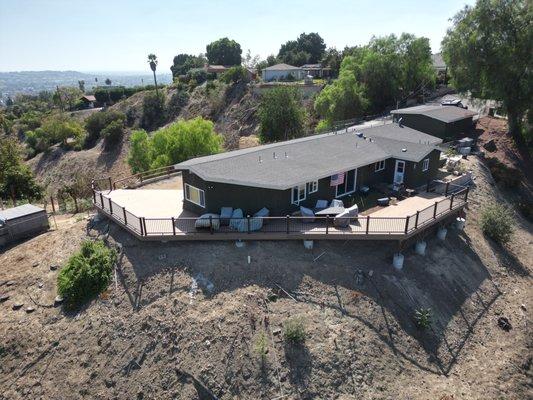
[{"left": 1, "top": 153, "right": 531, "bottom": 399}]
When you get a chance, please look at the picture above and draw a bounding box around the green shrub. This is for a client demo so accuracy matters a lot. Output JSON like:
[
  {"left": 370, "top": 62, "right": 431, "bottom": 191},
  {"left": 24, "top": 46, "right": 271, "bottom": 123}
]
[
  {"left": 57, "top": 240, "right": 117, "bottom": 308},
  {"left": 259, "top": 87, "right": 305, "bottom": 142},
  {"left": 84, "top": 110, "right": 126, "bottom": 148},
  {"left": 101, "top": 119, "right": 124, "bottom": 148},
  {"left": 414, "top": 308, "right": 432, "bottom": 329},
  {"left": 283, "top": 316, "right": 306, "bottom": 343},
  {"left": 219, "top": 66, "right": 249, "bottom": 84},
  {"left": 254, "top": 331, "right": 269, "bottom": 361},
  {"left": 167, "top": 89, "right": 189, "bottom": 119},
  {"left": 141, "top": 91, "right": 166, "bottom": 130},
  {"left": 315, "top": 119, "right": 331, "bottom": 133},
  {"left": 485, "top": 157, "right": 523, "bottom": 188},
  {"left": 480, "top": 203, "right": 515, "bottom": 244},
  {"left": 516, "top": 199, "right": 533, "bottom": 222}
]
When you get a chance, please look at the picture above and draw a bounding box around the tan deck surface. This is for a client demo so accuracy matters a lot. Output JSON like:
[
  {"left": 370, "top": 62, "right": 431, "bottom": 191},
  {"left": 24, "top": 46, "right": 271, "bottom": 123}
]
[{"left": 370, "top": 192, "right": 446, "bottom": 218}]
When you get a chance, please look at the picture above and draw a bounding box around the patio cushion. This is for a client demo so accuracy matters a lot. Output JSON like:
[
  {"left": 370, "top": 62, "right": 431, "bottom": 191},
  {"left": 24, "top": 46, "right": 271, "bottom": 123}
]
[
  {"left": 315, "top": 200, "right": 328, "bottom": 210},
  {"left": 195, "top": 213, "right": 221, "bottom": 230},
  {"left": 253, "top": 207, "right": 270, "bottom": 218},
  {"left": 300, "top": 206, "right": 315, "bottom": 223},
  {"left": 219, "top": 207, "right": 233, "bottom": 226},
  {"left": 229, "top": 208, "right": 244, "bottom": 230},
  {"left": 330, "top": 199, "right": 344, "bottom": 208}
]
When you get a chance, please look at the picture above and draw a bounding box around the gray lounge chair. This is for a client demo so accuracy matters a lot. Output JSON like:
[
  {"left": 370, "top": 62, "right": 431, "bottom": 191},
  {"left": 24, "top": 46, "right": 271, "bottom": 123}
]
[
  {"left": 220, "top": 207, "right": 233, "bottom": 226},
  {"left": 333, "top": 210, "right": 350, "bottom": 228},
  {"left": 300, "top": 206, "right": 315, "bottom": 223},
  {"left": 330, "top": 199, "right": 344, "bottom": 208},
  {"left": 195, "top": 213, "right": 221, "bottom": 230},
  {"left": 229, "top": 209, "right": 244, "bottom": 230}
]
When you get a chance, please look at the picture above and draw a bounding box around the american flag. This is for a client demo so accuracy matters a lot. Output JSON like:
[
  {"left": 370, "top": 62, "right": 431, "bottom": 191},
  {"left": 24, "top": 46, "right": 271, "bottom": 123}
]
[{"left": 330, "top": 172, "right": 345, "bottom": 186}]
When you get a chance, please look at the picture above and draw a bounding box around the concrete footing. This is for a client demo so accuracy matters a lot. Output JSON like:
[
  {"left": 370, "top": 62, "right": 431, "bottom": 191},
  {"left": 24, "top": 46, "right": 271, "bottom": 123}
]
[
  {"left": 235, "top": 240, "right": 245, "bottom": 248},
  {"left": 455, "top": 217, "right": 466, "bottom": 230},
  {"left": 393, "top": 253, "right": 404, "bottom": 270},
  {"left": 303, "top": 240, "right": 314, "bottom": 250},
  {"left": 437, "top": 227, "right": 448, "bottom": 241},
  {"left": 415, "top": 241, "right": 427, "bottom": 256}
]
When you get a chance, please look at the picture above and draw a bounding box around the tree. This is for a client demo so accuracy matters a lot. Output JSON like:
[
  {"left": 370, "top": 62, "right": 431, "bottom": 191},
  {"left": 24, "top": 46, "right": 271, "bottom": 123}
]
[
  {"left": 259, "top": 87, "right": 305, "bottom": 142},
  {"left": 442, "top": 0, "right": 532, "bottom": 144},
  {"left": 219, "top": 66, "right": 249, "bottom": 84},
  {"left": 105, "top": 78, "right": 112, "bottom": 86},
  {"left": 170, "top": 53, "right": 206, "bottom": 77},
  {"left": 321, "top": 48, "right": 343, "bottom": 77},
  {"left": 141, "top": 91, "right": 166, "bottom": 130},
  {"left": 278, "top": 32, "right": 326, "bottom": 65},
  {"left": 0, "top": 138, "right": 42, "bottom": 204},
  {"left": 78, "top": 80, "right": 85, "bottom": 93},
  {"left": 206, "top": 37, "right": 242, "bottom": 66},
  {"left": 147, "top": 53, "right": 159, "bottom": 94},
  {"left": 128, "top": 130, "right": 152, "bottom": 173},
  {"left": 242, "top": 49, "right": 260, "bottom": 69},
  {"left": 84, "top": 110, "right": 126, "bottom": 148}
]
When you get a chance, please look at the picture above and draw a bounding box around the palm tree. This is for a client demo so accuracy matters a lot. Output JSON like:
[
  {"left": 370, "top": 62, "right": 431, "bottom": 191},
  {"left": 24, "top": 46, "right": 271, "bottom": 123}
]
[{"left": 148, "top": 53, "right": 158, "bottom": 94}]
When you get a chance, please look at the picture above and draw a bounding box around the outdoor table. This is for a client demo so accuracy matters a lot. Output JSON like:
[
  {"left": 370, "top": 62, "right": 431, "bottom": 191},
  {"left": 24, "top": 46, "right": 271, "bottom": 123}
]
[{"left": 315, "top": 206, "right": 345, "bottom": 217}]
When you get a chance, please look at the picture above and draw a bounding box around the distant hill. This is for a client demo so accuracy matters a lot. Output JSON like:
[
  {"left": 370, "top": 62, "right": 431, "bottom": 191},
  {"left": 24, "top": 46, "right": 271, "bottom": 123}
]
[{"left": 0, "top": 70, "right": 172, "bottom": 100}]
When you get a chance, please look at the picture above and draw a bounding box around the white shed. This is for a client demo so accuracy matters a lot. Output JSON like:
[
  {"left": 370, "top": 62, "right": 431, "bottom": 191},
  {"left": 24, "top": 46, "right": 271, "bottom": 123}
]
[{"left": 0, "top": 204, "right": 49, "bottom": 246}]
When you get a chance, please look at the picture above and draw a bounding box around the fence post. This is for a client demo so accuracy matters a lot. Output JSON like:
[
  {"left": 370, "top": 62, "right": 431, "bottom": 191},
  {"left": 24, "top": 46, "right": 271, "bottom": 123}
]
[
  {"left": 50, "top": 196, "right": 56, "bottom": 213},
  {"left": 140, "top": 217, "right": 144, "bottom": 235},
  {"left": 445, "top": 182, "right": 450, "bottom": 196},
  {"left": 91, "top": 189, "right": 96, "bottom": 204},
  {"left": 247, "top": 216, "right": 251, "bottom": 234},
  {"left": 122, "top": 207, "right": 127, "bottom": 224},
  {"left": 286, "top": 215, "right": 290, "bottom": 235},
  {"left": 171, "top": 217, "right": 176, "bottom": 235},
  {"left": 465, "top": 187, "right": 470, "bottom": 202},
  {"left": 326, "top": 215, "right": 329, "bottom": 234},
  {"left": 450, "top": 193, "right": 455, "bottom": 210},
  {"left": 209, "top": 216, "right": 214, "bottom": 234},
  {"left": 108, "top": 177, "right": 112, "bottom": 191},
  {"left": 404, "top": 215, "right": 410, "bottom": 234},
  {"left": 433, "top": 201, "right": 438, "bottom": 219},
  {"left": 142, "top": 218, "right": 147, "bottom": 235},
  {"left": 366, "top": 215, "right": 370, "bottom": 234},
  {"left": 415, "top": 211, "right": 420, "bottom": 229}
]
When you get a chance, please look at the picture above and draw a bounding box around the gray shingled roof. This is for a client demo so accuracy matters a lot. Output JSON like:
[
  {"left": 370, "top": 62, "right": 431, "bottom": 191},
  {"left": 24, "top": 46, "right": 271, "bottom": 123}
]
[
  {"left": 263, "top": 63, "right": 301, "bottom": 71},
  {"left": 390, "top": 105, "right": 477, "bottom": 123},
  {"left": 176, "top": 124, "right": 442, "bottom": 190},
  {"left": 0, "top": 204, "right": 45, "bottom": 222}
]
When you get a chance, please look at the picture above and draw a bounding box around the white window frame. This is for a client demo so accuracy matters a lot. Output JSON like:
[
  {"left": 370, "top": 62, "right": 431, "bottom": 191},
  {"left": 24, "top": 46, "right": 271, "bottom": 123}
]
[
  {"left": 291, "top": 184, "right": 306, "bottom": 205},
  {"left": 375, "top": 160, "right": 386, "bottom": 172},
  {"left": 335, "top": 169, "right": 357, "bottom": 198},
  {"left": 307, "top": 180, "right": 318, "bottom": 194},
  {"left": 185, "top": 184, "right": 205, "bottom": 208},
  {"left": 422, "top": 158, "right": 430, "bottom": 172}
]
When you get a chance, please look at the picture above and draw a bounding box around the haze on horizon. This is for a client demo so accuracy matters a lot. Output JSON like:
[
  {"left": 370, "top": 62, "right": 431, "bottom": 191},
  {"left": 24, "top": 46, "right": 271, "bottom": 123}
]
[{"left": 0, "top": 0, "right": 474, "bottom": 73}]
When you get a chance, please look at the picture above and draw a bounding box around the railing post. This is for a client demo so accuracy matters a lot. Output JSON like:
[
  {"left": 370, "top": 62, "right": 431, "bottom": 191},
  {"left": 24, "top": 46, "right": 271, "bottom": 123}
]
[
  {"left": 450, "top": 193, "right": 455, "bottom": 210},
  {"left": 286, "top": 215, "right": 290, "bottom": 235},
  {"left": 109, "top": 200, "right": 113, "bottom": 214},
  {"left": 404, "top": 215, "right": 410, "bottom": 234},
  {"left": 91, "top": 189, "right": 96, "bottom": 204},
  {"left": 366, "top": 215, "right": 370, "bottom": 234},
  {"left": 122, "top": 207, "right": 127, "bottom": 224},
  {"left": 99, "top": 193, "right": 104, "bottom": 209},
  {"left": 445, "top": 182, "right": 450, "bottom": 196},
  {"left": 142, "top": 217, "right": 147, "bottom": 235},
  {"left": 209, "top": 216, "right": 214, "bottom": 234},
  {"left": 171, "top": 217, "right": 176, "bottom": 235},
  {"left": 108, "top": 177, "right": 112, "bottom": 191},
  {"left": 465, "top": 187, "right": 469, "bottom": 202},
  {"left": 247, "top": 216, "right": 251, "bottom": 234},
  {"left": 325, "top": 215, "right": 329, "bottom": 234},
  {"left": 51, "top": 196, "right": 56, "bottom": 213},
  {"left": 415, "top": 211, "right": 420, "bottom": 229},
  {"left": 433, "top": 201, "right": 438, "bottom": 219},
  {"left": 140, "top": 216, "right": 144, "bottom": 235}
]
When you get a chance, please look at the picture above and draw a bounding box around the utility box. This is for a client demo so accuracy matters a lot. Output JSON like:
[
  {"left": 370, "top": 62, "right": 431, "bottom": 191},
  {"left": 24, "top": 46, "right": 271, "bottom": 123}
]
[{"left": 0, "top": 204, "right": 49, "bottom": 246}]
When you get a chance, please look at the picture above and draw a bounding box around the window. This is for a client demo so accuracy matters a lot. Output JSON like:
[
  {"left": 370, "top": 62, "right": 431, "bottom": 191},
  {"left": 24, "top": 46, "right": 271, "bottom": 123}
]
[
  {"left": 375, "top": 160, "right": 386, "bottom": 172},
  {"left": 185, "top": 184, "right": 205, "bottom": 207},
  {"left": 336, "top": 169, "right": 357, "bottom": 197},
  {"left": 291, "top": 184, "right": 306, "bottom": 205},
  {"left": 422, "top": 158, "right": 429, "bottom": 171},
  {"left": 307, "top": 181, "right": 318, "bottom": 194}
]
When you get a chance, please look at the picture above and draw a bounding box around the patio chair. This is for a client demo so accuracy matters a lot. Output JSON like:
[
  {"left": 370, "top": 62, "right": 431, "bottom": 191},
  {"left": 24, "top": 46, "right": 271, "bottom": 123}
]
[
  {"left": 253, "top": 207, "right": 270, "bottom": 220},
  {"left": 195, "top": 213, "right": 221, "bottom": 230},
  {"left": 300, "top": 206, "right": 315, "bottom": 223},
  {"left": 229, "top": 208, "right": 244, "bottom": 230},
  {"left": 219, "top": 207, "right": 233, "bottom": 226},
  {"left": 314, "top": 199, "right": 328, "bottom": 212},
  {"left": 330, "top": 199, "right": 344, "bottom": 208},
  {"left": 333, "top": 210, "right": 350, "bottom": 228}
]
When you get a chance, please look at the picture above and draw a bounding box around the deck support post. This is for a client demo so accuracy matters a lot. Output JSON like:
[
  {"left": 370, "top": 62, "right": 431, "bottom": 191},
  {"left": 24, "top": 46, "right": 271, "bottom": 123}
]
[
  {"left": 404, "top": 216, "right": 410, "bottom": 234},
  {"left": 171, "top": 217, "right": 176, "bottom": 235},
  {"left": 108, "top": 177, "right": 112, "bottom": 191},
  {"left": 366, "top": 215, "right": 370, "bottom": 234},
  {"left": 445, "top": 182, "right": 450, "bottom": 196},
  {"left": 140, "top": 217, "right": 144, "bottom": 235},
  {"left": 50, "top": 196, "right": 56, "bottom": 213},
  {"left": 450, "top": 194, "right": 455, "bottom": 210},
  {"left": 209, "top": 216, "right": 214, "bottom": 234},
  {"left": 109, "top": 200, "right": 113, "bottom": 214},
  {"left": 122, "top": 207, "right": 127, "bottom": 224},
  {"left": 415, "top": 211, "right": 420, "bottom": 229},
  {"left": 247, "top": 216, "right": 251, "bottom": 234},
  {"left": 286, "top": 215, "right": 290, "bottom": 235},
  {"left": 325, "top": 215, "right": 329, "bottom": 234},
  {"left": 465, "top": 187, "right": 470, "bottom": 202},
  {"left": 426, "top": 180, "right": 431, "bottom": 192},
  {"left": 433, "top": 201, "right": 438, "bottom": 219},
  {"left": 91, "top": 190, "right": 96, "bottom": 204},
  {"left": 142, "top": 218, "right": 147, "bottom": 236}
]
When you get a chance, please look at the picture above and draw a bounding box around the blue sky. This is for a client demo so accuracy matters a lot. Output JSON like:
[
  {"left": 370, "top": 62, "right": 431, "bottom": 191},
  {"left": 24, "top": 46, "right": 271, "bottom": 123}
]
[{"left": 0, "top": 0, "right": 474, "bottom": 72}]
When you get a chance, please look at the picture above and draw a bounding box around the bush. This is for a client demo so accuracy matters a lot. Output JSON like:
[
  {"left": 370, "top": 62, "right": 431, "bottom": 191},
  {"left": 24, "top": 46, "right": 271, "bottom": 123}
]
[
  {"left": 480, "top": 203, "right": 515, "bottom": 244},
  {"left": 283, "top": 316, "right": 306, "bottom": 343},
  {"left": 84, "top": 110, "right": 126, "bottom": 148},
  {"left": 485, "top": 157, "right": 523, "bottom": 188},
  {"left": 259, "top": 87, "right": 305, "bottom": 142},
  {"left": 414, "top": 308, "right": 432, "bottom": 329},
  {"left": 28, "top": 116, "right": 84, "bottom": 151},
  {"left": 141, "top": 91, "right": 166, "bottom": 130},
  {"left": 101, "top": 119, "right": 124, "bottom": 148},
  {"left": 186, "top": 69, "right": 208, "bottom": 85},
  {"left": 57, "top": 240, "right": 117, "bottom": 308},
  {"left": 254, "top": 332, "right": 269, "bottom": 362},
  {"left": 315, "top": 119, "right": 331, "bottom": 133},
  {"left": 166, "top": 89, "right": 189, "bottom": 119},
  {"left": 516, "top": 199, "right": 533, "bottom": 222},
  {"left": 219, "top": 66, "right": 249, "bottom": 84}
]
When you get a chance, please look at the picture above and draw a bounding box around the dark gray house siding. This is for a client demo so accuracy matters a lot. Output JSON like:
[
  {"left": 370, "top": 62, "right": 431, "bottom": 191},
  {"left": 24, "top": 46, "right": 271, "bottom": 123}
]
[
  {"left": 181, "top": 150, "right": 441, "bottom": 216},
  {"left": 394, "top": 114, "right": 473, "bottom": 141}
]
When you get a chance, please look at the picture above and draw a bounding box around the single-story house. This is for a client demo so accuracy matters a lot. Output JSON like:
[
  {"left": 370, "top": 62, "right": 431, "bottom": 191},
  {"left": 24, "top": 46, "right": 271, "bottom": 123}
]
[
  {"left": 175, "top": 123, "right": 443, "bottom": 216},
  {"left": 205, "top": 64, "right": 229, "bottom": 76},
  {"left": 390, "top": 105, "right": 477, "bottom": 140},
  {"left": 431, "top": 53, "right": 447, "bottom": 73},
  {"left": 301, "top": 63, "right": 331, "bottom": 78},
  {"left": 262, "top": 63, "right": 304, "bottom": 82},
  {"left": 0, "top": 204, "right": 49, "bottom": 246},
  {"left": 80, "top": 95, "right": 96, "bottom": 108}
]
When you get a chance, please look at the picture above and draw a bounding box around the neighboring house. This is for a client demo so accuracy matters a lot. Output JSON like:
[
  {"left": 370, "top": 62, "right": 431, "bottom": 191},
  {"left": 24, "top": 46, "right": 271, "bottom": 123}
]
[
  {"left": 205, "top": 64, "right": 229, "bottom": 77},
  {"left": 301, "top": 63, "right": 331, "bottom": 78},
  {"left": 390, "top": 105, "right": 477, "bottom": 140},
  {"left": 175, "top": 124, "right": 443, "bottom": 216},
  {"left": 0, "top": 204, "right": 49, "bottom": 246},
  {"left": 431, "top": 53, "right": 447, "bottom": 73},
  {"left": 80, "top": 95, "right": 96, "bottom": 108},
  {"left": 262, "top": 63, "right": 304, "bottom": 81}
]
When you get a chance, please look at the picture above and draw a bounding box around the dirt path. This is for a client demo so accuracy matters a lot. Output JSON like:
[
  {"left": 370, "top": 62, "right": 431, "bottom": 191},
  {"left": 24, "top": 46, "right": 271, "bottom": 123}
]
[{"left": 0, "top": 157, "right": 531, "bottom": 400}]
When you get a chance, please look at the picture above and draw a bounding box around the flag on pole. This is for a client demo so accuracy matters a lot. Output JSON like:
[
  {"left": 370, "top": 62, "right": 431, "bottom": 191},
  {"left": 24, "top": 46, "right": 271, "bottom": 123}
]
[{"left": 330, "top": 172, "right": 345, "bottom": 186}]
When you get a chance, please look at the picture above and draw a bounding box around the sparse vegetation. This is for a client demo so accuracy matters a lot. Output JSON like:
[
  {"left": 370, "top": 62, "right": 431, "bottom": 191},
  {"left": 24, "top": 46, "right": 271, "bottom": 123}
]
[
  {"left": 259, "top": 87, "right": 305, "bottom": 142},
  {"left": 101, "top": 119, "right": 124, "bottom": 149},
  {"left": 414, "top": 308, "right": 432, "bottom": 329},
  {"left": 480, "top": 203, "right": 515, "bottom": 244},
  {"left": 485, "top": 157, "right": 523, "bottom": 188},
  {"left": 254, "top": 331, "right": 269, "bottom": 362},
  {"left": 84, "top": 110, "right": 126, "bottom": 148},
  {"left": 283, "top": 316, "right": 306, "bottom": 343},
  {"left": 57, "top": 240, "right": 117, "bottom": 309},
  {"left": 141, "top": 90, "right": 166, "bottom": 130},
  {"left": 219, "top": 66, "right": 249, "bottom": 84}
]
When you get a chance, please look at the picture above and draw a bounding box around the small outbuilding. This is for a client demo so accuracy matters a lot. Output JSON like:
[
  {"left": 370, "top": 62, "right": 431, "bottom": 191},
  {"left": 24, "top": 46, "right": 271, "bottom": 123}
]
[
  {"left": 80, "top": 95, "right": 97, "bottom": 109},
  {"left": 0, "top": 204, "right": 49, "bottom": 246},
  {"left": 390, "top": 105, "right": 477, "bottom": 140}
]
